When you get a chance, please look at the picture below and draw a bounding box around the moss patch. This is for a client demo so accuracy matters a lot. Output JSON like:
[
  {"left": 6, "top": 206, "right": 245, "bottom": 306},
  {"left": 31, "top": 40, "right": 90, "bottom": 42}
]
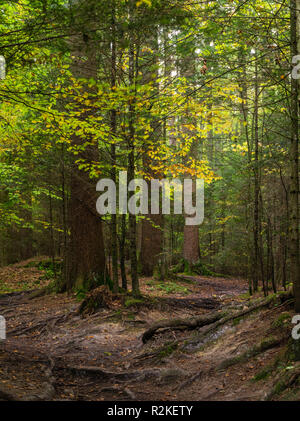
[
  {"left": 272, "top": 312, "right": 291, "bottom": 329},
  {"left": 124, "top": 298, "right": 144, "bottom": 308}
]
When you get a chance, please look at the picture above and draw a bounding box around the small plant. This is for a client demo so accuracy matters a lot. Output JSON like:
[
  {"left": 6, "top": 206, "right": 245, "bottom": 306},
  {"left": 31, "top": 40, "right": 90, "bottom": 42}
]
[
  {"left": 75, "top": 287, "right": 87, "bottom": 301},
  {"left": 191, "top": 261, "right": 214, "bottom": 276},
  {"left": 239, "top": 292, "right": 251, "bottom": 300},
  {"left": 158, "top": 343, "right": 177, "bottom": 359},
  {"left": 37, "top": 260, "right": 63, "bottom": 280},
  {"left": 75, "top": 272, "right": 114, "bottom": 295},
  {"left": 146, "top": 279, "right": 155, "bottom": 286},
  {"left": 170, "top": 259, "right": 215, "bottom": 277},
  {"left": 157, "top": 281, "right": 189, "bottom": 295},
  {"left": 232, "top": 317, "right": 241, "bottom": 326}
]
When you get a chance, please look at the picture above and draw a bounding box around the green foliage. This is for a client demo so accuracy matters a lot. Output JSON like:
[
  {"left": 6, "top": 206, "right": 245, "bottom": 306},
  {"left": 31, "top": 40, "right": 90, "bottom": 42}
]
[
  {"left": 0, "top": 281, "right": 16, "bottom": 294},
  {"left": 0, "top": 0, "right": 296, "bottom": 300},
  {"left": 171, "top": 259, "right": 213, "bottom": 277},
  {"left": 75, "top": 287, "right": 87, "bottom": 302},
  {"left": 74, "top": 272, "right": 114, "bottom": 301},
  {"left": 189, "top": 261, "right": 214, "bottom": 277},
  {"left": 157, "top": 281, "right": 189, "bottom": 295}
]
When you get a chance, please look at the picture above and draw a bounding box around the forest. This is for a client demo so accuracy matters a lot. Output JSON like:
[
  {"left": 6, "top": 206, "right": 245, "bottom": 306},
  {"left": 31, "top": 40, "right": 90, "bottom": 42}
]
[{"left": 0, "top": 0, "right": 299, "bottom": 405}]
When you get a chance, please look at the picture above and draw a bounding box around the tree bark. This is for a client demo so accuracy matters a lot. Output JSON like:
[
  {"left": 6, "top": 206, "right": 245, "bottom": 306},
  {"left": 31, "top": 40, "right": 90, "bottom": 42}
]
[
  {"left": 290, "top": 0, "right": 300, "bottom": 311},
  {"left": 110, "top": 0, "right": 118, "bottom": 293},
  {"left": 128, "top": 0, "right": 139, "bottom": 296},
  {"left": 139, "top": 27, "right": 163, "bottom": 276},
  {"left": 64, "top": 4, "right": 105, "bottom": 291}
]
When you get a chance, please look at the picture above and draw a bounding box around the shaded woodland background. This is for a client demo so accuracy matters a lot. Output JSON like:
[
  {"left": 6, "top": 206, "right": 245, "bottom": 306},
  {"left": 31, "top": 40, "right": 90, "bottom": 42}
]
[{"left": 0, "top": 0, "right": 298, "bottom": 307}]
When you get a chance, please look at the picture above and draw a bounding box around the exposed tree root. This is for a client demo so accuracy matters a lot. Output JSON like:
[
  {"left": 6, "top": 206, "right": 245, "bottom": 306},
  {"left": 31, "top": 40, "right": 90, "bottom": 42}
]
[
  {"left": 22, "top": 382, "right": 56, "bottom": 401},
  {"left": 175, "top": 337, "right": 286, "bottom": 393},
  {"left": 0, "top": 290, "right": 35, "bottom": 308},
  {"left": 160, "top": 296, "right": 220, "bottom": 311},
  {"left": 24, "top": 358, "right": 56, "bottom": 401},
  {"left": 217, "top": 336, "right": 286, "bottom": 371},
  {"left": 0, "top": 359, "right": 56, "bottom": 401},
  {"left": 183, "top": 294, "right": 292, "bottom": 350},
  {"left": 57, "top": 365, "right": 162, "bottom": 383},
  {"left": 176, "top": 370, "right": 204, "bottom": 392},
  {"left": 0, "top": 387, "right": 19, "bottom": 401},
  {"left": 8, "top": 313, "right": 72, "bottom": 337},
  {"left": 100, "top": 386, "right": 136, "bottom": 400},
  {"left": 142, "top": 292, "right": 293, "bottom": 345},
  {"left": 142, "top": 311, "right": 226, "bottom": 343},
  {"left": 28, "top": 288, "right": 49, "bottom": 300},
  {"left": 265, "top": 365, "right": 300, "bottom": 401}
]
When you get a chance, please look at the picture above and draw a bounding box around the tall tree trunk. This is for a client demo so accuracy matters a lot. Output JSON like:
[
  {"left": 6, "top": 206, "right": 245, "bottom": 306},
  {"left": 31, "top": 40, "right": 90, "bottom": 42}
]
[
  {"left": 48, "top": 187, "right": 56, "bottom": 278},
  {"left": 290, "top": 0, "right": 300, "bottom": 311},
  {"left": 128, "top": 0, "right": 139, "bottom": 296},
  {"left": 182, "top": 50, "right": 200, "bottom": 266},
  {"left": 66, "top": 163, "right": 105, "bottom": 290},
  {"left": 64, "top": 9, "right": 105, "bottom": 291},
  {"left": 119, "top": 214, "right": 127, "bottom": 290},
  {"left": 110, "top": 0, "right": 118, "bottom": 292},
  {"left": 253, "top": 59, "right": 260, "bottom": 293},
  {"left": 238, "top": 47, "right": 253, "bottom": 294},
  {"left": 61, "top": 143, "right": 68, "bottom": 292},
  {"left": 139, "top": 27, "right": 163, "bottom": 277}
]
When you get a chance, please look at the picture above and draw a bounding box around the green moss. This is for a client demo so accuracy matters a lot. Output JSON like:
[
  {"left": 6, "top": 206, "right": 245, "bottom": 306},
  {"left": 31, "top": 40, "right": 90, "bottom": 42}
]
[
  {"left": 232, "top": 317, "right": 241, "bottom": 326},
  {"left": 218, "top": 354, "right": 246, "bottom": 370},
  {"left": 188, "top": 260, "right": 214, "bottom": 276},
  {"left": 0, "top": 283, "right": 16, "bottom": 294},
  {"left": 272, "top": 312, "right": 291, "bottom": 329},
  {"left": 218, "top": 336, "right": 281, "bottom": 371},
  {"left": 286, "top": 338, "right": 300, "bottom": 362},
  {"left": 158, "top": 343, "right": 178, "bottom": 359},
  {"left": 273, "top": 380, "right": 287, "bottom": 396},
  {"left": 260, "top": 336, "right": 277, "bottom": 350},
  {"left": 74, "top": 272, "right": 114, "bottom": 298},
  {"left": 239, "top": 292, "right": 251, "bottom": 300},
  {"left": 157, "top": 281, "right": 189, "bottom": 295},
  {"left": 75, "top": 288, "right": 87, "bottom": 301},
  {"left": 253, "top": 366, "right": 273, "bottom": 381},
  {"left": 124, "top": 298, "right": 144, "bottom": 308},
  {"left": 171, "top": 259, "right": 214, "bottom": 277}
]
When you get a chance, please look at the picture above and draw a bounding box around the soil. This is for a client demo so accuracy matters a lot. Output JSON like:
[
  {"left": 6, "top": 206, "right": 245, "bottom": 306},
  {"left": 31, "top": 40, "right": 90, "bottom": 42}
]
[{"left": 0, "top": 258, "right": 297, "bottom": 401}]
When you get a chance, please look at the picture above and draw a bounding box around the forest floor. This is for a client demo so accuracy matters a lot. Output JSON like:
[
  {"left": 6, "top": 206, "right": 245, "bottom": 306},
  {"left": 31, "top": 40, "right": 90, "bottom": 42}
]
[{"left": 0, "top": 257, "right": 299, "bottom": 401}]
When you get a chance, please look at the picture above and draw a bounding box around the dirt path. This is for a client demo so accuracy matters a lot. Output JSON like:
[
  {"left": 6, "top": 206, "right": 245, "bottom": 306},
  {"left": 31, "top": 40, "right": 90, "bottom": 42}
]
[{"left": 0, "top": 264, "right": 295, "bottom": 401}]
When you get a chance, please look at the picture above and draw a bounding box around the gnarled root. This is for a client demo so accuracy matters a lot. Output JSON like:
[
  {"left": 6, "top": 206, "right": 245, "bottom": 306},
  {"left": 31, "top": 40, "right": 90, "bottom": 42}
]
[
  {"left": 142, "top": 311, "right": 226, "bottom": 344},
  {"left": 142, "top": 292, "right": 293, "bottom": 344}
]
